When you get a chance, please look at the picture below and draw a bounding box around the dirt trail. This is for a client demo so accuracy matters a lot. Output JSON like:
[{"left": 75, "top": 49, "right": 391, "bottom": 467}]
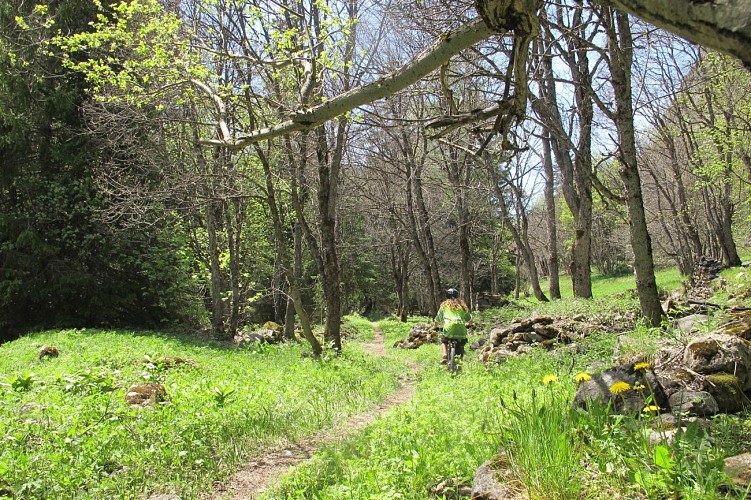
[{"left": 208, "top": 325, "right": 419, "bottom": 499}]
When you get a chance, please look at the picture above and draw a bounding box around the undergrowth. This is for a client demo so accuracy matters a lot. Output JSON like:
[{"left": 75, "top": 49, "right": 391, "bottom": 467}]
[
  {"left": 0, "top": 328, "right": 402, "bottom": 498},
  {"left": 4, "top": 264, "right": 751, "bottom": 498},
  {"left": 266, "top": 269, "right": 751, "bottom": 499}
]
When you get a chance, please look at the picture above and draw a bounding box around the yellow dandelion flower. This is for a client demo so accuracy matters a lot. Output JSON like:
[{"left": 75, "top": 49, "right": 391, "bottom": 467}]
[
  {"left": 609, "top": 381, "right": 631, "bottom": 394},
  {"left": 634, "top": 362, "right": 652, "bottom": 371},
  {"left": 575, "top": 372, "right": 591, "bottom": 383},
  {"left": 542, "top": 374, "right": 558, "bottom": 385},
  {"left": 642, "top": 405, "right": 661, "bottom": 414}
]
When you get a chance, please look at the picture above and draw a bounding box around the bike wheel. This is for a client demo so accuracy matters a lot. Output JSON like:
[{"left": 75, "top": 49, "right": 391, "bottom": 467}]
[{"left": 446, "top": 342, "right": 459, "bottom": 374}]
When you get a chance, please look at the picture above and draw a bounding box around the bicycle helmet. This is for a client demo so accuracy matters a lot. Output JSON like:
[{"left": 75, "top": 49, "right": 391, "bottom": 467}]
[{"left": 446, "top": 288, "right": 459, "bottom": 298}]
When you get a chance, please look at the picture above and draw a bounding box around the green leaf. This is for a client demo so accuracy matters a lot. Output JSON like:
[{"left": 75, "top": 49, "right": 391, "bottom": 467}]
[{"left": 653, "top": 445, "right": 674, "bottom": 471}]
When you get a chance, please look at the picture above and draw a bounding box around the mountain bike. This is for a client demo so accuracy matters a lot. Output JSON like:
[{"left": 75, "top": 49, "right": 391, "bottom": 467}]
[{"left": 445, "top": 338, "right": 463, "bottom": 374}]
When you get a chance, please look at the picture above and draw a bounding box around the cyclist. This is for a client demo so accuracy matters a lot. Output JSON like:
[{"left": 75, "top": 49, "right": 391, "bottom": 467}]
[{"left": 434, "top": 288, "right": 472, "bottom": 365}]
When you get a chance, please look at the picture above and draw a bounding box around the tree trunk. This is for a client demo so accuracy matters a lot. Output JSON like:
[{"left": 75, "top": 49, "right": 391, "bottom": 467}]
[
  {"left": 604, "top": 7, "right": 663, "bottom": 326},
  {"left": 401, "top": 127, "right": 441, "bottom": 317},
  {"left": 256, "top": 145, "right": 321, "bottom": 356},
  {"left": 445, "top": 144, "right": 474, "bottom": 309},
  {"left": 223, "top": 179, "right": 243, "bottom": 336},
  {"left": 487, "top": 156, "right": 549, "bottom": 302},
  {"left": 205, "top": 199, "right": 225, "bottom": 336},
  {"left": 532, "top": 13, "right": 594, "bottom": 299},
  {"left": 542, "top": 131, "right": 561, "bottom": 299},
  {"left": 282, "top": 221, "right": 303, "bottom": 341},
  {"left": 315, "top": 121, "right": 345, "bottom": 351}
]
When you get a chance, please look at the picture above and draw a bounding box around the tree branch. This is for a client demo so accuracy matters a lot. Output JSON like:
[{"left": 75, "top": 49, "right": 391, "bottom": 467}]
[
  {"left": 603, "top": 0, "right": 751, "bottom": 67},
  {"left": 218, "top": 17, "right": 494, "bottom": 149}
]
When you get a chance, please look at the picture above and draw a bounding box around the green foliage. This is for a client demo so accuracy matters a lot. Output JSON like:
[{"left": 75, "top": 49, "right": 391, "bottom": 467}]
[
  {"left": 0, "top": 0, "right": 203, "bottom": 337},
  {"left": 264, "top": 345, "right": 501, "bottom": 498},
  {"left": 0, "top": 328, "right": 402, "bottom": 498},
  {"left": 498, "top": 380, "right": 583, "bottom": 499},
  {"left": 538, "top": 265, "right": 684, "bottom": 300},
  {"left": 8, "top": 371, "right": 35, "bottom": 392}
]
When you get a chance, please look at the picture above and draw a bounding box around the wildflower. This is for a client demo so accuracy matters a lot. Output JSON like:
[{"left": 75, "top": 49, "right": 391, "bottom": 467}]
[
  {"left": 634, "top": 362, "right": 652, "bottom": 371},
  {"left": 633, "top": 382, "right": 645, "bottom": 390},
  {"left": 642, "top": 405, "right": 661, "bottom": 414},
  {"left": 609, "top": 381, "right": 631, "bottom": 394},
  {"left": 542, "top": 374, "right": 558, "bottom": 385},
  {"left": 575, "top": 372, "right": 591, "bottom": 383}
]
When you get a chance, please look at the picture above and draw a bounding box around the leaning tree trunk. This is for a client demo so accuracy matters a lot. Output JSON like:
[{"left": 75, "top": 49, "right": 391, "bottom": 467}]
[
  {"left": 487, "top": 155, "right": 549, "bottom": 302},
  {"left": 605, "top": 7, "right": 663, "bottom": 326},
  {"left": 256, "top": 145, "right": 321, "bottom": 356}
]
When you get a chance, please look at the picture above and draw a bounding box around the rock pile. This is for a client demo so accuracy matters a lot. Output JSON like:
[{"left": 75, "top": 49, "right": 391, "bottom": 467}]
[
  {"left": 696, "top": 255, "right": 724, "bottom": 279},
  {"left": 393, "top": 323, "right": 439, "bottom": 349},
  {"left": 574, "top": 310, "right": 751, "bottom": 417},
  {"left": 235, "top": 321, "right": 285, "bottom": 345},
  {"left": 477, "top": 315, "right": 601, "bottom": 364},
  {"left": 125, "top": 383, "right": 168, "bottom": 407},
  {"left": 689, "top": 256, "right": 725, "bottom": 301},
  {"left": 475, "top": 293, "right": 509, "bottom": 311}
]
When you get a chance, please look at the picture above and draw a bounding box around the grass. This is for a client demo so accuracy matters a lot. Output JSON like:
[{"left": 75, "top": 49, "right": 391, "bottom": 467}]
[
  {"left": 0, "top": 329, "right": 404, "bottom": 498},
  {"left": 537, "top": 266, "right": 684, "bottom": 299},
  {"left": 3, "top": 262, "right": 751, "bottom": 498},
  {"left": 264, "top": 264, "right": 751, "bottom": 499}
]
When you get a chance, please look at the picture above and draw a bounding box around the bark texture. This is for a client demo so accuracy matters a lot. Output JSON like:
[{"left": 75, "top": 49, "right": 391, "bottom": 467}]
[{"left": 605, "top": 0, "right": 751, "bottom": 67}]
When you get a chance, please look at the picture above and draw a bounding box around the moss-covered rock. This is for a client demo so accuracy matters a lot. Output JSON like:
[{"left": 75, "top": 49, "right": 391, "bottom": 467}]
[
  {"left": 703, "top": 373, "right": 751, "bottom": 413},
  {"left": 718, "top": 311, "right": 751, "bottom": 340},
  {"left": 572, "top": 364, "right": 668, "bottom": 415},
  {"left": 262, "top": 321, "right": 283, "bottom": 333},
  {"left": 684, "top": 334, "right": 751, "bottom": 390}
]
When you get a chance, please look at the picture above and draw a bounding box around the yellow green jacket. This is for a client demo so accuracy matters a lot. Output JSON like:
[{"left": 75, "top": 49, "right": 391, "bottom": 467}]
[{"left": 435, "top": 303, "right": 471, "bottom": 339}]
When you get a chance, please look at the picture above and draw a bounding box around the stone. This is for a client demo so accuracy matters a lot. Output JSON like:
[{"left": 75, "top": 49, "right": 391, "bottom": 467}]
[
  {"left": 521, "top": 332, "right": 545, "bottom": 343},
  {"left": 37, "top": 345, "right": 59, "bottom": 360},
  {"left": 655, "top": 367, "right": 696, "bottom": 398},
  {"left": 683, "top": 334, "right": 751, "bottom": 390},
  {"left": 393, "top": 323, "right": 439, "bottom": 349},
  {"left": 470, "top": 338, "right": 486, "bottom": 350},
  {"left": 428, "top": 477, "right": 471, "bottom": 498},
  {"left": 261, "top": 321, "right": 282, "bottom": 332},
  {"left": 702, "top": 373, "right": 751, "bottom": 413},
  {"left": 572, "top": 365, "right": 668, "bottom": 414},
  {"left": 648, "top": 428, "right": 681, "bottom": 446},
  {"left": 489, "top": 327, "right": 511, "bottom": 346},
  {"left": 672, "top": 314, "right": 708, "bottom": 335},
  {"left": 724, "top": 452, "right": 751, "bottom": 487},
  {"left": 718, "top": 311, "right": 751, "bottom": 340},
  {"left": 668, "top": 390, "right": 719, "bottom": 416},
  {"left": 125, "top": 383, "right": 168, "bottom": 407},
  {"left": 533, "top": 324, "right": 559, "bottom": 339},
  {"left": 471, "top": 459, "right": 525, "bottom": 500},
  {"left": 516, "top": 345, "right": 535, "bottom": 355}
]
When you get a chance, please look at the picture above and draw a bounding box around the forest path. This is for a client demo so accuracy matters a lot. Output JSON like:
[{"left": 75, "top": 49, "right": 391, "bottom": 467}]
[{"left": 207, "top": 323, "right": 420, "bottom": 499}]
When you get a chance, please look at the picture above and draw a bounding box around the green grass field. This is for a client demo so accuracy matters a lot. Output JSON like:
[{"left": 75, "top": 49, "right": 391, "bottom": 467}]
[
  {"left": 537, "top": 266, "right": 684, "bottom": 299},
  {"left": 2, "top": 262, "right": 751, "bottom": 498}
]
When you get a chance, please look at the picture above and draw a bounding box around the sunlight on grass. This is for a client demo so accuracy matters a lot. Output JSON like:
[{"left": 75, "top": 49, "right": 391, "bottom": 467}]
[
  {"left": 537, "top": 267, "right": 684, "bottom": 299},
  {"left": 0, "top": 329, "right": 403, "bottom": 498},
  {"left": 3, "top": 262, "right": 749, "bottom": 499}
]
